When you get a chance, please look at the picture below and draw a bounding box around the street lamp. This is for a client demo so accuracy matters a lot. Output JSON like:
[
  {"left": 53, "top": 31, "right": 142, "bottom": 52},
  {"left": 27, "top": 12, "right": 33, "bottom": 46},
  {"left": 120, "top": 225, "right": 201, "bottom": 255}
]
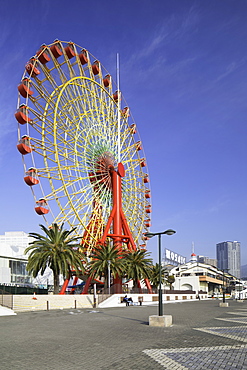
[
  {"left": 145, "top": 229, "right": 176, "bottom": 316},
  {"left": 222, "top": 269, "right": 229, "bottom": 303},
  {"left": 108, "top": 260, "right": 111, "bottom": 295}
]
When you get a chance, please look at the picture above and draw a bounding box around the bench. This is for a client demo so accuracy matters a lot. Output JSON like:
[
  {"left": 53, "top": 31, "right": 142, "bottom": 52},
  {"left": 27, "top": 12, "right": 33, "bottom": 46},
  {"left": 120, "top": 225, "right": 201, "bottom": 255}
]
[{"left": 120, "top": 296, "right": 143, "bottom": 306}]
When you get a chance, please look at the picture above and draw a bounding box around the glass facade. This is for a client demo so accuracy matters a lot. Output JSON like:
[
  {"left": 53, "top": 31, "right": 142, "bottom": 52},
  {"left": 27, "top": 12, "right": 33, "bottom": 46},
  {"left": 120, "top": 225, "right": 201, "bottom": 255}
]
[
  {"left": 0, "top": 231, "right": 34, "bottom": 285},
  {"left": 9, "top": 260, "right": 31, "bottom": 284}
]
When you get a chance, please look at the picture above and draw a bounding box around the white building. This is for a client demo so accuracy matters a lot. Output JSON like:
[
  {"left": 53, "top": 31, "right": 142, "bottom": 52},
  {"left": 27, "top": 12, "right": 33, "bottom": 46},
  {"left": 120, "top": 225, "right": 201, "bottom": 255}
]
[
  {"left": 170, "top": 259, "right": 225, "bottom": 296},
  {"left": 0, "top": 231, "right": 53, "bottom": 287},
  {"left": 0, "top": 231, "right": 32, "bottom": 285}
]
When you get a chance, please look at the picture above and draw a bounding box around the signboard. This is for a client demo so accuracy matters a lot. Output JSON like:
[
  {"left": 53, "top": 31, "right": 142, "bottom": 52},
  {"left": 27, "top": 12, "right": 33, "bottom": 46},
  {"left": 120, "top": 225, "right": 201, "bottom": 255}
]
[{"left": 164, "top": 248, "right": 186, "bottom": 266}]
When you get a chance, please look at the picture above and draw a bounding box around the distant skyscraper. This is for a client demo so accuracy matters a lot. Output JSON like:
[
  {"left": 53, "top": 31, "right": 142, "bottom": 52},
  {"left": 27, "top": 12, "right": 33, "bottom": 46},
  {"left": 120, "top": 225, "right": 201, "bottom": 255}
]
[{"left": 216, "top": 241, "right": 241, "bottom": 278}]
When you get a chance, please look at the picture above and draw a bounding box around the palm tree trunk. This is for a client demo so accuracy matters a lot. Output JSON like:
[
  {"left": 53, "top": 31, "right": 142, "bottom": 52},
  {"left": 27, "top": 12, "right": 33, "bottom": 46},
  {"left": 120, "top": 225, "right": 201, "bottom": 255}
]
[
  {"left": 53, "top": 272, "right": 60, "bottom": 294},
  {"left": 104, "top": 268, "right": 108, "bottom": 291},
  {"left": 133, "top": 279, "right": 138, "bottom": 292}
]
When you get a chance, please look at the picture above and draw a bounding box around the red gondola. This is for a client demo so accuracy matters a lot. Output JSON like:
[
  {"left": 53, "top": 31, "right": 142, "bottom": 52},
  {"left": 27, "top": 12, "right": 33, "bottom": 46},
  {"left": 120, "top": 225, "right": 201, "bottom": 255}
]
[
  {"left": 121, "top": 107, "right": 130, "bottom": 117},
  {"left": 140, "top": 159, "right": 146, "bottom": 167},
  {"left": 15, "top": 104, "right": 31, "bottom": 125},
  {"left": 136, "top": 141, "right": 142, "bottom": 151},
  {"left": 139, "top": 244, "right": 146, "bottom": 249},
  {"left": 17, "top": 135, "right": 32, "bottom": 155},
  {"left": 35, "top": 199, "right": 49, "bottom": 215},
  {"left": 24, "top": 168, "right": 39, "bottom": 186},
  {"left": 143, "top": 175, "right": 149, "bottom": 184},
  {"left": 64, "top": 42, "right": 76, "bottom": 59},
  {"left": 144, "top": 219, "right": 151, "bottom": 228},
  {"left": 92, "top": 60, "right": 100, "bottom": 75},
  {"left": 25, "top": 58, "right": 40, "bottom": 77},
  {"left": 36, "top": 45, "right": 50, "bottom": 64},
  {"left": 145, "top": 190, "right": 151, "bottom": 199},
  {"left": 50, "top": 42, "right": 63, "bottom": 58},
  {"left": 113, "top": 91, "right": 119, "bottom": 102},
  {"left": 130, "top": 123, "right": 136, "bottom": 134},
  {"left": 103, "top": 74, "right": 111, "bottom": 87},
  {"left": 79, "top": 49, "right": 88, "bottom": 65},
  {"left": 18, "top": 78, "right": 34, "bottom": 98}
]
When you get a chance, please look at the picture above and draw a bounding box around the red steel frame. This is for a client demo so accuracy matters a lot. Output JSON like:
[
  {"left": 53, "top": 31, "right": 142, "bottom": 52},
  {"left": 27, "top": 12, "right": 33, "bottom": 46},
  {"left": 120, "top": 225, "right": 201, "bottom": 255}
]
[{"left": 60, "top": 163, "right": 152, "bottom": 294}]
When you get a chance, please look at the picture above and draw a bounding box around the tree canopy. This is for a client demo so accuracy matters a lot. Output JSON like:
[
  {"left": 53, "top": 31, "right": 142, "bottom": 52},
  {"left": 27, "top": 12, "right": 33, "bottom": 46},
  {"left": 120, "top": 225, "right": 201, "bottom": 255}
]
[
  {"left": 25, "top": 223, "right": 85, "bottom": 294},
  {"left": 88, "top": 243, "right": 125, "bottom": 289},
  {"left": 149, "top": 263, "right": 168, "bottom": 289},
  {"left": 124, "top": 249, "right": 153, "bottom": 288}
]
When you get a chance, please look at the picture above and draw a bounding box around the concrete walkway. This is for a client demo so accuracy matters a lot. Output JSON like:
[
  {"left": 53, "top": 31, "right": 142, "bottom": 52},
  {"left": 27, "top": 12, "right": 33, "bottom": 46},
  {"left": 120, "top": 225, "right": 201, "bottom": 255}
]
[
  {"left": 0, "top": 305, "right": 16, "bottom": 316},
  {"left": 0, "top": 299, "right": 247, "bottom": 369}
]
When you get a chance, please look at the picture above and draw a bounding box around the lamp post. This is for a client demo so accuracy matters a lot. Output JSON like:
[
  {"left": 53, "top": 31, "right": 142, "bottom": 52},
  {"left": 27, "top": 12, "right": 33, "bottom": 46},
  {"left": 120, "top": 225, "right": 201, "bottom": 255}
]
[
  {"left": 145, "top": 229, "right": 176, "bottom": 316},
  {"left": 222, "top": 269, "right": 229, "bottom": 303},
  {"left": 108, "top": 260, "right": 111, "bottom": 295},
  {"left": 237, "top": 284, "right": 242, "bottom": 300}
]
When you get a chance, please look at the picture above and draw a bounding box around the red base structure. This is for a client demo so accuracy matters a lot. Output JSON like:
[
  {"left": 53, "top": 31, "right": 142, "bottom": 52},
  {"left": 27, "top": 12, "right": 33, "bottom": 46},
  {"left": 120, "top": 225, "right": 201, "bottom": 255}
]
[{"left": 60, "top": 162, "right": 152, "bottom": 295}]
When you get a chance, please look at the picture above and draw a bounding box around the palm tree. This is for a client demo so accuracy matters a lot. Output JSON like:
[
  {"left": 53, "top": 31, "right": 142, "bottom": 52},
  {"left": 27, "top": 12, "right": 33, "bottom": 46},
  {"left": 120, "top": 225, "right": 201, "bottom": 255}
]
[
  {"left": 25, "top": 223, "right": 85, "bottom": 294},
  {"left": 149, "top": 263, "right": 168, "bottom": 290},
  {"left": 167, "top": 274, "right": 175, "bottom": 290},
  {"left": 88, "top": 243, "right": 126, "bottom": 290},
  {"left": 124, "top": 249, "right": 152, "bottom": 290}
]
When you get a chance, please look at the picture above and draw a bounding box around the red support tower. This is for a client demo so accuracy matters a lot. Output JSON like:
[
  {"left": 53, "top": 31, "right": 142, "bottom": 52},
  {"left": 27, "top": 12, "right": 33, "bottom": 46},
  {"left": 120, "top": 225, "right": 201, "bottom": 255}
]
[{"left": 60, "top": 162, "right": 152, "bottom": 295}]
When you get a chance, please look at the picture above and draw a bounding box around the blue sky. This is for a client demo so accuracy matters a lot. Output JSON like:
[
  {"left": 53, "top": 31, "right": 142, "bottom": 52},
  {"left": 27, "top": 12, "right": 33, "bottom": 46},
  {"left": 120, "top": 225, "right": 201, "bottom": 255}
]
[{"left": 1, "top": 0, "right": 247, "bottom": 265}]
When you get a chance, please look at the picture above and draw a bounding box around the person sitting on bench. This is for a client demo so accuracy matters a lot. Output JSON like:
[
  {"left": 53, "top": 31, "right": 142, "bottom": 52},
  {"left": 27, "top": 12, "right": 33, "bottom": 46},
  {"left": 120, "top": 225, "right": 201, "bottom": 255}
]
[{"left": 123, "top": 295, "right": 133, "bottom": 306}]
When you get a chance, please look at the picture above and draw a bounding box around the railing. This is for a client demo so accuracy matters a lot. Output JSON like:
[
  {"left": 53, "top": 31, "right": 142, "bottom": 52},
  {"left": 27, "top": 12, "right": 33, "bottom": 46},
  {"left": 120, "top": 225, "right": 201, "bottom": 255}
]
[
  {"left": 98, "top": 286, "right": 199, "bottom": 296},
  {"left": 0, "top": 289, "right": 13, "bottom": 309},
  {"left": 98, "top": 293, "right": 111, "bottom": 304}
]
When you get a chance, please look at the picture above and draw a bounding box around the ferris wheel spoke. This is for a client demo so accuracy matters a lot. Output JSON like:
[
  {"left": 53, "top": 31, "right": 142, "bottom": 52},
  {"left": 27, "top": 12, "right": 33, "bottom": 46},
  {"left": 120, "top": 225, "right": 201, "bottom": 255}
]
[
  {"left": 124, "top": 159, "right": 143, "bottom": 174},
  {"left": 38, "top": 65, "right": 62, "bottom": 91},
  {"left": 48, "top": 56, "right": 68, "bottom": 85}
]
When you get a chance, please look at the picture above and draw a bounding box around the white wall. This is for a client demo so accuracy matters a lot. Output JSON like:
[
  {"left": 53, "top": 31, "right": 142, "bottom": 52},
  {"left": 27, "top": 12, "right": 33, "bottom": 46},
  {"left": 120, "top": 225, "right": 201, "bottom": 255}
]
[
  {"left": 173, "top": 276, "right": 200, "bottom": 292},
  {"left": 12, "top": 294, "right": 95, "bottom": 312},
  {"left": 0, "top": 258, "right": 11, "bottom": 283},
  {"left": 99, "top": 292, "right": 205, "bottom": 308}
]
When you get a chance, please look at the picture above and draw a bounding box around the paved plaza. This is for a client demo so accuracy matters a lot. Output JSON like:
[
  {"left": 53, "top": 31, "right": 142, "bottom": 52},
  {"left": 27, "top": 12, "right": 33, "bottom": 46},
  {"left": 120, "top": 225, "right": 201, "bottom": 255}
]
[{"left": 1, "top": 299, "right": 247, "bottom": 369}]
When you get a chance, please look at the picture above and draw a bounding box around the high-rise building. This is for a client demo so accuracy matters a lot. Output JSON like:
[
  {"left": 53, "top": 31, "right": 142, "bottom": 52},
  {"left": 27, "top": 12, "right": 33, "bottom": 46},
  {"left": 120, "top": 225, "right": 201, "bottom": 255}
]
[{"left": 216, "top": 241, "right": 241, "bottom": 278}]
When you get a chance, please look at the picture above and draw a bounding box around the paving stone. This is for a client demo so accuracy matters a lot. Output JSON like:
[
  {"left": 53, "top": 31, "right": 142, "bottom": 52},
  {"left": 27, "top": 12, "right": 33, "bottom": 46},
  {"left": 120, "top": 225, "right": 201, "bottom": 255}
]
[
  {"left": 195, "top": 326, "right": 247, "bottom": 343},
  {"left": 216, "top": 317, "right": 247, "bottom": 324},
  {"left": 0, "top": 299, "right": 247, "bottom": 369},
  {"left": 144, "top": 345, "right": 247, "bottom": 369}
]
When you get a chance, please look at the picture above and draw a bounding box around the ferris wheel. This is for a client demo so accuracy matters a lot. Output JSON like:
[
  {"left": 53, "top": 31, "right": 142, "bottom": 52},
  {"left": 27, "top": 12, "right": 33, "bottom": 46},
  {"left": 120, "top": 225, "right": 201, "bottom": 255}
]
[{"left": 16, "top": 39, "right": 151, "bottom": 256}]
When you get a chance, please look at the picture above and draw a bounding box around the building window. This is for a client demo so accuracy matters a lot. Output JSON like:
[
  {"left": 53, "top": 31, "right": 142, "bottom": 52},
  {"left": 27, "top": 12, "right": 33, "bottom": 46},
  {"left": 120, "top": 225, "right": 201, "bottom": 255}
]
[{"left": 9, "top": 260, "right": 31, "bottom": 284}]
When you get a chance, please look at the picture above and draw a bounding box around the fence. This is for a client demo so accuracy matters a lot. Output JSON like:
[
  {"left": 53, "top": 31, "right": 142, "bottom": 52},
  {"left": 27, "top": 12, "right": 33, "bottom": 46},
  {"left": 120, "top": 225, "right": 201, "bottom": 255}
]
[
  {"left": 0, "top": 285, "right": 48, "bottom": 295},
  {"left": 99, "top": 285, "right": 198, "bottom": 295},
  {"left": 0, "top": 289, "right": 13, "bottom": 309}
]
